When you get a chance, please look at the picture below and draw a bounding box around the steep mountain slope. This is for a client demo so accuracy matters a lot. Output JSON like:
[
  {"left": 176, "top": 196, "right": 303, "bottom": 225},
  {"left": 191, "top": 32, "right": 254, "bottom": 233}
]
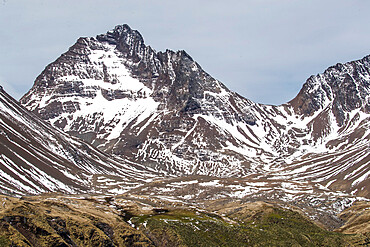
[
  {"left": 20, "top": 24, "right": 369, "bottom": 197},
  {"left": 0, "top": 86, "right": 158, "bottom": 196},
  {"left": 276, "top": 59, "right": 370, "bottom": 197}
]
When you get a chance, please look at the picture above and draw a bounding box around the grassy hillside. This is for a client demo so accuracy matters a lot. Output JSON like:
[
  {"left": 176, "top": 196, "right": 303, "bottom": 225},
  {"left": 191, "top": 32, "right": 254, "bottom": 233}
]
[{"left": 0, "top": 195, "right": 367, "bottom": 246}]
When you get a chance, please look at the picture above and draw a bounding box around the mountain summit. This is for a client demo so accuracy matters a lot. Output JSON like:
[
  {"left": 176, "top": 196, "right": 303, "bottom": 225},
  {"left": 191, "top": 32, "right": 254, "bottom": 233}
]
[{"left": 21, "top": 24, "right": 370, "bottom": 197}]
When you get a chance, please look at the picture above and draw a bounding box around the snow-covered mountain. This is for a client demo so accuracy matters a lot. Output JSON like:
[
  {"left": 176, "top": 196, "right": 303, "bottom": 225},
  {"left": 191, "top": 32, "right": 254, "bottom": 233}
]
[
  {"left": 20, "top": 24, "right": 369, "bottom": 197},
  {"left": 0, "top": 86, "right": 158, "bottom": 196}
]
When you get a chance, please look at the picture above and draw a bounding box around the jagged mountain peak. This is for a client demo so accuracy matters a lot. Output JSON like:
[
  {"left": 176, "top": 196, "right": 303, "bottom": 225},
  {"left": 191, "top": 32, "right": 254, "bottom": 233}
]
[
  {"left": 21, "top": 24, "right": 230, "bottom": 115},
  {"left": 96, "top": 24, "right": 147, "bottom": 61},
  {"left": 289, "top": 54, "right": 370, "bottom": 125},
  {"left": 100, "top": 24, "right": 144, "bottom": 43}
]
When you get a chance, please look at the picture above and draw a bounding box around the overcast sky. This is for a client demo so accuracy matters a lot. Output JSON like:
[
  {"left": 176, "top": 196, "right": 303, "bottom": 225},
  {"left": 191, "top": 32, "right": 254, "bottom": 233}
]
[{"left": 1, "top": 0, "right": 370, "bottom": 104}]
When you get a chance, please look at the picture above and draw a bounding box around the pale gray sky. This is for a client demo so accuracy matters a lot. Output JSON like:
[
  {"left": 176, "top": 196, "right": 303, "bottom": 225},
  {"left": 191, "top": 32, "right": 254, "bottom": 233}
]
[{"left": 1, "top": 0, "right": 370, "bottom": 104}]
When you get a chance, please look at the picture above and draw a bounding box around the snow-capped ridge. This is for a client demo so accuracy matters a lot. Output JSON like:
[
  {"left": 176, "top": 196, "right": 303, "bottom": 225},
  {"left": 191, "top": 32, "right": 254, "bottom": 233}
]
[{"left": 20, "top": 24, "right": 370, "bottom": 198}]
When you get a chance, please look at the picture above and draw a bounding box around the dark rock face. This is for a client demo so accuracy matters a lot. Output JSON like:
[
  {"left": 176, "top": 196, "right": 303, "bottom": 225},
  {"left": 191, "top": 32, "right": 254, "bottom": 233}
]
[
  {"left": 20, "top": 24, "right": 370, "bottom": 196},
  {"left": 290, "top": 56, "right": 370, "bottom": 126}
]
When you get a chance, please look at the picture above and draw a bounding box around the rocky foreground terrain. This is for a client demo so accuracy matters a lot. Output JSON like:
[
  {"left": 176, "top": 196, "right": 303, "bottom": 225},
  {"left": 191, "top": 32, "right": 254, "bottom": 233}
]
[{"left": 0, "top": 194, "right": 369, "bottom": 246}]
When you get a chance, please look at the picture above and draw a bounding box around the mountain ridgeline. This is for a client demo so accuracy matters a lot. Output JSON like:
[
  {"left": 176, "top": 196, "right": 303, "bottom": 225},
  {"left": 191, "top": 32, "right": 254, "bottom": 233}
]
[{"left": 20, "top": 24, "right": 369, "bottom": 198}]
